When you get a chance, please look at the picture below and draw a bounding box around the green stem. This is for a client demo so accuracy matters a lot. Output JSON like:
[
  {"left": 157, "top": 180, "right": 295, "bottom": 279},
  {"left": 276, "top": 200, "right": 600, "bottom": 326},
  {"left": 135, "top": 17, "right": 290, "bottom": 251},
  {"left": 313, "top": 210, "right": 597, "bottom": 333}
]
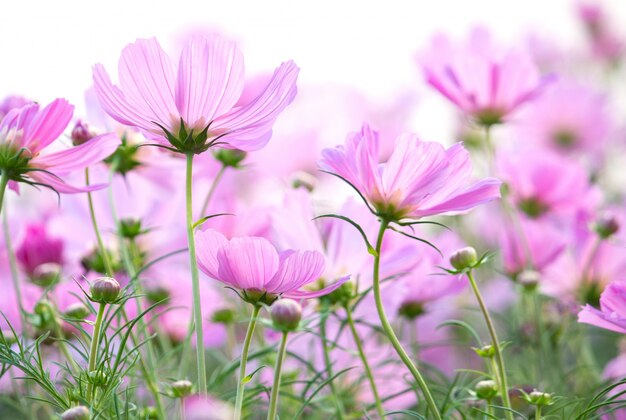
[
  {"left": 484, "top": 125, "right": 495, "bottom": 175},
  {"left": 320, "top": 311, "right": 345, "bottom": 419},
  {"left": 372, "top": 219, "right": 441, "bottom": 419},
  {"left": 467, "top": 271, "right": 513, "bottom": 420},
  {"left": 535, "top": 404, "right": 542, "bottom": 420},
  {"left": 344, "top": 305, "right": 385, "bottom": 418},
  {"left": 85, "top": 168, "right": 114, "bottom": 276},
  {"left": 199, "top": 164, "right": 226, "bottom": 218},
  {"left": 87, "top": 303, "right": 107, "bottom": 402},
  {"left": 185, "top": 152, "right": 207, "bottom": 394},
  {"left": 234, "top": 305, "right": 261, "bottom": 420},
  {"left": 267, "top": 331, "right": 289, "bottom": 420}
]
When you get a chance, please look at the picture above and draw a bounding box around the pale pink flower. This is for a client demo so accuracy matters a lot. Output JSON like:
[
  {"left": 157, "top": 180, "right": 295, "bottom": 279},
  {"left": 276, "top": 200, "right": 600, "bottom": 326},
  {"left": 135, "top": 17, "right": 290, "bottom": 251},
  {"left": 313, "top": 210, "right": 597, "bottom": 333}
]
[
  {"left": 319, "top": 123, "right": 501, "bottom": 221},
  {"left": 419, "top": 27, "right": 551, "bottom": 125},
  {"left": 579, "top": 280, "right": 626, "bottom": 334},
  {"left": 93, "top": 35, "right": 299, "bottom": 154},
  {"left": 577, "top": 2, "right": 624, "bottom": 63},
  {"left": 195, "top": 229, "right": 347, "bottom": 302},
  {"left": 0, "top": 98, "right": 118, "bottom": 193}
]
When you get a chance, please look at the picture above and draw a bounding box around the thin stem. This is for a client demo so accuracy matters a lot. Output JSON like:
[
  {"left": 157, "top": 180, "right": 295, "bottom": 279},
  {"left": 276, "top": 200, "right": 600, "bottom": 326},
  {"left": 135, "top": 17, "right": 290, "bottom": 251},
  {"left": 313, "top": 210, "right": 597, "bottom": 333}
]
[
  {"left": 85, "top": 168, "right": 114, "bottom": 276},
  {"left": 234, "top": 305, "right": 261, "bottom": 420},
  {"left": 372, "top": 219, "right": 441, "bottom": 419},
  {"left": 199, "top": 164, "right": 226, "bottom": 218},
  {"left": 87, "top": 303, "right": 107, "bottom": 402},
  {"left": 320, "top": 311, "right": 345, "bottom": 419},
  {"left": 467, "top": 271, "right": 513, "bottom": 420},
  {"left": 344, "top": 305, "right": 385, "bottom": 418},
  {"left": 185, "top": 152, "right": 207, "bottom": 394},
  {"left": 267, "top": 331, "right": 289, "bottom": 420},
  {"left": 484, "top": 124, "right": 495, "bottom": 175},
  {"left": 535, "top": 404, "right": 542, "bottom": 420}
]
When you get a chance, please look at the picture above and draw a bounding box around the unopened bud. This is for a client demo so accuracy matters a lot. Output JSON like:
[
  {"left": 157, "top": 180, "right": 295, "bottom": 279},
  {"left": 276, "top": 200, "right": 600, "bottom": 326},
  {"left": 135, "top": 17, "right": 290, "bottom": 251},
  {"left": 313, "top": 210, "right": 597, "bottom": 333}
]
[
  {"left": 170, "top": 379, "right": 193, "bottom": 398},
  {"left": 119, "top": 218, "right": 143, "bottom": 239},
  {"left": 518, "top": 270, "right": 540, "bottom": 291},
  {"left": 213, "top": 148, "right": 247, "bottom": 168},
  {"left": 64, "top": 303, "right": 90, "bottom": 320},
  {"left": 398, "top": 301, "right": 425, "bottom": 320},
  {"left": 526, "top": 390, "right": 554, "bottom": 406},
  {"left": 271, "top": 299, "right": 302, "bottom": 332},
  {"left": 475, "top": 379, "right": 498, "bottom": 400},
  {"left": 61, "top": 405, "right": 90, "bottom": 420},
  {"left": 71, "top": 120, "right": 96, "bottom": 146},
  {"left": 212, "top": 308, "right": 235, "bottom": 324},
  {"left": 31, "top": 262, "right": 62, "bottom": 287},
  {"left": 473, "top": 344, "right": 496, "bottom": 358},
  {"left": 322, "top": 280, "right": 356, "bottom": 307},
  {"left": 146, "top": 286, "right": 170, "bottom": 305},
  {"left": 90, "top": 277, "right": 121, "bottom": 304},
  {"left": 450, "top": 247, "right": 478, "bottom": 270},
  {"left": 594, "top": 213, "right": 619, "bottom": 239}
]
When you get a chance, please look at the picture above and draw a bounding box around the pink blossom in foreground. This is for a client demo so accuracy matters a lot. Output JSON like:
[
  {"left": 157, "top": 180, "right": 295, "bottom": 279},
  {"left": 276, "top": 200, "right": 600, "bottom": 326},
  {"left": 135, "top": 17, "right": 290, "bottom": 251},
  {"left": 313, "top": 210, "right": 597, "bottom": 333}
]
[
  {"left": 93, "top": 35, "right": 299, "bottom": 154},
  {"left": 0, "top": 99, "right": 118, "bottom": 193},
  {"left": 579, "top": 280, "right": 626, "bottom": 334},
  {"left": 419, "top": 28, "right": 551, "bottom": 125},
  {"left": 195, "top": 229, "right": 347, "bottom": 302},
  {"left": 319, "top": 123, "right": 501, "bottom": 221}
]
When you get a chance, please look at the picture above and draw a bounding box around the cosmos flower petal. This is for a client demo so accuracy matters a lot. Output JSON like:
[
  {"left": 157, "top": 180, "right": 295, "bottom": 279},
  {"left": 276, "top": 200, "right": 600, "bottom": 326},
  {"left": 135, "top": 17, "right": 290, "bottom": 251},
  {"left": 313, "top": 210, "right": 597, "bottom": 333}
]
[
  {"left": 216, "top": 236, "right": 279, "bottom": 290},
  {"left": 195, "top": 229, "right": 229, "bottom": 280},
  {"left": 31, "top": 133, "right": 119, "bottom": 173},
  {"left": 265, "top": 250, "right": 326, "bottom": 293},
  {"left": 283, "top": 275, "right": 350, "bottom": 299}
]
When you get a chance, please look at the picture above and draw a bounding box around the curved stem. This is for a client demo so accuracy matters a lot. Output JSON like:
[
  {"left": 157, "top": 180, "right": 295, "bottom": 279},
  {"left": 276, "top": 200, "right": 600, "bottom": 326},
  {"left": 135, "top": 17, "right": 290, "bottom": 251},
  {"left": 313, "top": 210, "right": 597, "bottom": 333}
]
[
  {"left": 185, "top": 153, "right": 207, "bottom": 394},
  {"left": 372, "top": 219, "right": 441, "bottom": 419},
  {"left": 319, "top": 311, "right": 345, "bottom": 419},
  {"left": 267, "top": 331, "right": 289, "bottom": 420},
  {"left": 467, "top": 271, "right": 513, "bottom": 420},
  {"left": 234, "top": 305, "right": 261, "bottom": 420},
  {"left": 199, "top": 164, "right": 226, "bottom": 218},
  {"left": 344, "top": 305, "right": 385, "bottom": 418},
  {"left": 85, "top": 168, "right": 114, "bottom": 276},
  {"left": 87, "top": 303, "right": 107, "bottom": 402}
]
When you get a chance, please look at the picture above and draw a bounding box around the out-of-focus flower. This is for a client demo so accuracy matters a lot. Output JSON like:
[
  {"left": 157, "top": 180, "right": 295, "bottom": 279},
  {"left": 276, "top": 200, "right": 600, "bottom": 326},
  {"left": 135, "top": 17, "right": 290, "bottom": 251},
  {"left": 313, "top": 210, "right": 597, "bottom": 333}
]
[
  {"left": 419, "top": 27, "right": 551, "bottom": 126},
  {"left": 0, "top": 95, "right": 31, "bottom": 120},
  {"left": 319, "top": 123, "right": 501, "bottom": 221},
  {"left": 0, "top": 99, "right": 118, "bottom": 193},
  {"left": 577, "top": 2, "right": 624, "bottom": 64},
  {"left": 195, "top": 229, "right": 347, "bottom": 303},
  {"left": 93, "top": 35, "right": 299, "bottom": 154},
  {"left": 16, "top": 222, "right": 64, "bottom": 277},
  {"left": 579, "top": 280, "right": 626, "bottom": 333},
  {"left": 183, "top": 394, "right": 233, "bottom": 420}
]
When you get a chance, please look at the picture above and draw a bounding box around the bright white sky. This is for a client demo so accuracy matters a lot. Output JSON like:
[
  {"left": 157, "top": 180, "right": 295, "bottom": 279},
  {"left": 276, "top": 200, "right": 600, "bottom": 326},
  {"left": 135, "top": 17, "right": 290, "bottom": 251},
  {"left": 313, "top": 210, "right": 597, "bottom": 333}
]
[{"left": 0, "top": 0, "right": 623, "bottom": 132}]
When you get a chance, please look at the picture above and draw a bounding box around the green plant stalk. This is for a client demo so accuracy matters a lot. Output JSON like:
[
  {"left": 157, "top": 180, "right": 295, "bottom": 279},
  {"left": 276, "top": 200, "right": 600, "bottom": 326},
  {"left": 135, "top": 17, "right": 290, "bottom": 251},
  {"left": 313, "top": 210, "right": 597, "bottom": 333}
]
[
  {"left": 372, "top": 219, "right": 441, "bottom": 419},
  {"left": 87, "top": 302, "right": 107, "bottom": 402},
  {"left": 199, "top": 163, "right": 226, "bottom": 218},
  {"left": 266, "top": 331, "right": 289, "bottom": 420},
  {"left": 536, "top": 404, "right": 542, "bottom": 420},
  {"left": 344, "top": 305, "right": 385, "bottom": 418},
  {"left": 319, "top": 312, "right": 345, "bottom": 419},
  {"left": 185, "top": 153, "right": 208, "bottom": 394},
  {"left": 85, "top": 168, "right": 115, "bottom": 276},
  {"left": 467, "top": 271, "right": 513, "bottom": 420},
  {"left": 234, "top": 305, "right": 261, "bottom": 420}
]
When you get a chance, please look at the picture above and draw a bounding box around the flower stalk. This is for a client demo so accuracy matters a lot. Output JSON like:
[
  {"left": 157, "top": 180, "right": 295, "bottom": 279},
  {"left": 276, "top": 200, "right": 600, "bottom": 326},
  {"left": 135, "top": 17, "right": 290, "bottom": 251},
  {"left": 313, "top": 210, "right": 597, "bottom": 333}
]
[
  {"left": 234, "top": 305, "right": 261, "bottom": 419},
  {"left": 266, "top": 331, "right": 289, "bottom": 420}
]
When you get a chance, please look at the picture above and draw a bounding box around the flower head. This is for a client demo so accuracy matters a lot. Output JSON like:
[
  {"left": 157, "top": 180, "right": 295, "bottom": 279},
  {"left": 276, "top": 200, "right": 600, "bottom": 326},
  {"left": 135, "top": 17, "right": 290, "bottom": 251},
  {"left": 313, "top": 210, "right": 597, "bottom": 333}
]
[
  {"left": 93, "top": 35, "right": 299, "bottom": 154},
  {"left": 195, "top": 229, "right": 347, "bottom": 304},
  {"left": 319, "top": 123, "right": 501, "bottom": 221},
  {"left": 0, "top": 98, "right": 118, "bottom": 193},
  {"left": 419, "top": 27, "right": 551, "bottom": 125},
  {"left": 579, "top": 280, "right": 626, "bottom": 334}
]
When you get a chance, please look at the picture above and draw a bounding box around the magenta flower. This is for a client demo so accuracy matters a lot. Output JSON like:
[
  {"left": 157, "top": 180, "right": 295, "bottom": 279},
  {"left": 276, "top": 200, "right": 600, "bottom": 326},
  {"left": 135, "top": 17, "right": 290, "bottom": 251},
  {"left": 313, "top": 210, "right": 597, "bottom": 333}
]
[
  {"left": 195, "top": 229, "right": 347, "bottom": 304},
  {"left": 16, "top": 222, "right": 64, "bottom": 277},
  {"left": 319, "top": 123, "right": 501, "bottom": 221},
  {"left": 579, "top": 280, "right": 626, "bottom": 334},
  {"left": 419, "top": 28, "right": 551, "bottom": 125},
  {"left": 93, "top": 35, "right": 299, "bottom": 154},
  {"left": 0, "top": 98, "right": 118, "bottom": 193}
]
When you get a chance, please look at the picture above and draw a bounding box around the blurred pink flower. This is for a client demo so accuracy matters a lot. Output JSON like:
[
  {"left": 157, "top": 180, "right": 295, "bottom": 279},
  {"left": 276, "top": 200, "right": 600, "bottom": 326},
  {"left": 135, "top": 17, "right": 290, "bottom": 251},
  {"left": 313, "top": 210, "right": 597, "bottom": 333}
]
[
  {"left": 319, "top": 123, "right": 501, "bottom": 221},
  {"left": 93, "top": 35, "right": 299, "bottom": 154},
  {"left": 195, "top": 229, "right": 347, "bottom": 301},
  {"left": 579, "top": 280, "right": 626, "bottom": 333},
  {"left": 15, "top": 222, "right": 64, "bottom": 276},
  {"left": 0, "top": 98, "right": 118, "bottom": 193},
  {"left": 577, "top": 2, "right": 624, "bottom": 63},
  {"left": 0, "top": 95, "right": 31, "bottom": 120},
  {"left": 419, "top": 27, "right": 551, "bottom": 125}
]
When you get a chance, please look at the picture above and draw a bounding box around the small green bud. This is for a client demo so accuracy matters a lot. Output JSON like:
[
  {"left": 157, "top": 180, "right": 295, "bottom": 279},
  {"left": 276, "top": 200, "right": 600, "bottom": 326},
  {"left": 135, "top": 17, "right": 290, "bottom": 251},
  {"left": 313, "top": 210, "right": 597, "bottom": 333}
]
[
  {"left": 473, "top": 344, "right": 496, "bottom": 358},
  {"left": 321, "top": 280, "right": 356, "bottom": 307},
  {"left": 170, "top": 379, "right": 193, "bottom": 398},
  {"left": 526, "top": 390, "right": 554, "bottom": 406},
  {"left": 475, "top": 379, "right": 498, "bottom": 400},
  {"left": 518, "top": 270, "right": 540, "bottom": 291},
  {"left": 31, "top": 262, "right": 61, "bottom": 287},
  {"left": 61, "top": 405, "right": 90, "bottom": 420},
  {"left": 398, "top": 301, "right": 425, "bottom": 320},
  {"left": 87, "top": 370, "right": 109, "bottom": 387},
  {"left": 90, "top": 277, "right": 121, "bottom": 304},
  {"left": 119, "top": 218, "right": 144, "bottom": 239},
  {"left": 450, "top": 247, "right": 478, "bottom": 270},
  {"left": 213, "top": 148, "right": 247, "bottom": 167},
  {"left": 140, "top": 406, "right": 159, "bottom": 419},
  {"left": 212, "top": 308, "right": 235, "bottom": 324},
  {"left": 146, "top": 286, "right": 170, "bottom": 305},
  {"left": 271, "top": 299, "right": 302, "bottom": 332},
  {"left": 64, "top": 303, "right": 90, "bottom": 320},
  {"left": 594, "top": 214, "right": 619, "bottom": 239}
]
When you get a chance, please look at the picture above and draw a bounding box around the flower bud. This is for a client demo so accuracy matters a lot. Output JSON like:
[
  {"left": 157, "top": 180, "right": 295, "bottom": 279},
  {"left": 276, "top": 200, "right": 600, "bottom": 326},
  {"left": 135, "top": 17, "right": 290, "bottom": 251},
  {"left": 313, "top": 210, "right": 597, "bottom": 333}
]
[
  {"left": 271, "top": 299, "right": 302, "bottom": 332},
  {"left": 475, "top": 379, "right": 498, "bottom": 400},
  {"left": 90, "top": 277, "right": 121, "bottom": 304},
  {"left": 140, "top": 406, "right": 158, "bottom": 419},
  {"left": 146, "top": 286, "right": 170, "bottom": 305},
  {"left": 518, "top": 270, "right": 540, "bottom": 291},
  {"left": 64, "top": 303, "right": 90, "bottom": 320},
  {"left": 170, "top": 379, "right": 193, "bottom": 398},
  {"left": 61, "top": 405, "right": 90, "bottom": 420},
  {"left": 31, "top": 262, "right": 62, "bottom": 287},
  {"left": 321, "top": 280, "right": 356, "bottom": 307},
  {"left": 88, "top": 370, "right": 109, "bottom": 387},
  {"left": 212, "top": 308, "right": 235, "bottom": 324},
  {"left": 473, "top": 344, "right": 495, "bottom": 358},
  {"left": 450, "top": 247, "right": 478, "bottom": 270},
  {"left": 213, "top": 148, "right": 247, "bottom": 168},
  {"left": 594, "top": 213, "right": 619, "bottom": 239},
  {"left": 526, "top": 390, "right": 554, "bottom": 406},
  {"left": 119, "top": 218, "right": 144, "bottom": 239},
  {"left": 398, "top": 301, "right": 425, "bottom": 320},
  {"left": 71, "top": 120, "right": 96, "bottom": 146}
]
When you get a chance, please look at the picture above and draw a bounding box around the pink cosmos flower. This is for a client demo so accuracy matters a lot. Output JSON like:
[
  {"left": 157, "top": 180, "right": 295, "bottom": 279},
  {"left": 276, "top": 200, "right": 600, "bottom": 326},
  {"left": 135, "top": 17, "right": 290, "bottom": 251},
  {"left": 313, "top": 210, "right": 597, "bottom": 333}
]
[
  {"left": 0, "top": 98, "right": 118, "bottom": 193},
  {"left": 579, "top": 280, "right": 626, "bottom": 334},
  {"left": 577, "top": 2, "right": 624, "bottom": 63},
  {"left": 195, "top": 229, "right": 347, "bottom": 303},
  {"left": 319, "top": 123, "right": 501, "bottom": 221},
  {"left": 16, "top": 222, "right": 64, "bottom": 277},
  {"left": 93, "top": 35, "right": 299, "bottom": 154},
  {"left": 419, "top": 27, "right": 551, "bottom": 125}
]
